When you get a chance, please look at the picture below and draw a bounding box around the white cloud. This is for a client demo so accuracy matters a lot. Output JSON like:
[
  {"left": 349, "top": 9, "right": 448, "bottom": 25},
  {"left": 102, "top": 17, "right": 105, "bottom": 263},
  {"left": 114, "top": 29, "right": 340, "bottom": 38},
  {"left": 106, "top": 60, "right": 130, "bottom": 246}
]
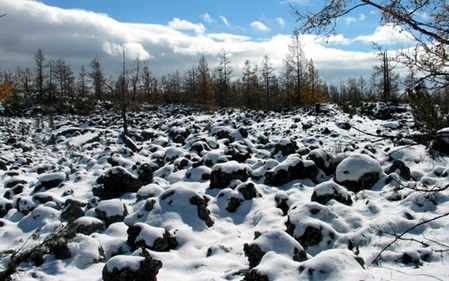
[
  {"left": 276, "top": 17, "right": 285, "bottom": 28},
  {"left": 342, "top": 13, "right": 366, "bottom": 24},
  {"left": 168, "top": 18, "right": 205, "bottom": 34},
  {"left": 355, "top": 24, "right": 416, "bottom": 45},
  {"left": 0, "top": 0, "right": 384, "bottom": 84},
  {"left": 201, "top": 13, "right": 213, "bottom": 24},
  {"left": 219, "top": 16, "right": 230, "bottom": 27},
  {"left": 251, "top": 21, "right": 270, "bottom": 32}
]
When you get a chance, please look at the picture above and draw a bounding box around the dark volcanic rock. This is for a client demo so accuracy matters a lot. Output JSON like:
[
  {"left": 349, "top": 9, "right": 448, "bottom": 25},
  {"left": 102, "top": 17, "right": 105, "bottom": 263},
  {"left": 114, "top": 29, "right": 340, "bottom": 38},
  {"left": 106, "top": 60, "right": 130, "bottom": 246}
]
[
  {"left": 210, "top": 161, "right": 250, "bottom": 189},
  {"left": 265, "top": 156, "right": 320, "bottom": 186},
  {"left": 102, "top": 251, "right": 162, "bottom": 281},
  {"left": 127, "top": 223, "right": 178, "bottom": 252},
  {"left": 95, "top": 167, "right": 143, "bottom": 199},
  {"left": 385, "top": 160, "right": 411, "bottom": 180},
  {"left": 311, "top": 181, "right": 352, "bottom": 206}
]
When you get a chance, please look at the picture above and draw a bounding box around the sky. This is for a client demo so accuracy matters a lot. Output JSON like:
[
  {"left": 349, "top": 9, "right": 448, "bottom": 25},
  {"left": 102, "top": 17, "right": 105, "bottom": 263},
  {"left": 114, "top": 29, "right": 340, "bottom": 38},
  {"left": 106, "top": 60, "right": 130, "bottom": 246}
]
[{"left": 0, "top": 0, "right": 417, "bottom": 84}]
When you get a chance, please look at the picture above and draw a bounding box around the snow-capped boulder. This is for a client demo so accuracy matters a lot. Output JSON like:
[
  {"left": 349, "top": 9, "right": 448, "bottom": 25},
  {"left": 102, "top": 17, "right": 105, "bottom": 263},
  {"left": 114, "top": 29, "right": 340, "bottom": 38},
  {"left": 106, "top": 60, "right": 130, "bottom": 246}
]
[
  {"left": 311, "top": 181, "right": 352, "bottom": 206},
  {"left": 286, "top": 203, "right": 341, "bottom": 251},
  {"left": 102, "top": 252, "right": 162, "bottom": 281},
  {"left": 185, "top": 165, "right": 211, "bottom": 181},
  {"left": 274, "top": 192, "right": 290, "bottom": 216},
  {"left": 95, "top": 166, "right": 143, "bottom": 199},
  {"left": 265, "top": 155, "right": 321, "bottom": 186},
  {"left": 433, "top": 128, "right": 449, "bottom": 154},
  {"left": 226, "top": 142, "right": 252, "bottom": 163},
  {"left": 72, "top": 216, "right": 105, "bottom": 235},
  {"left": 0, "top": 197, "right": 13, "bottom": 217},
  {"left": 95, "top": 199, "right": 128, "bottom": 226},
  {"left": 15, "top": 196, "right": 37, "bottom": 214},
  {"left": 335, "top": 154, "right": 382, "bottom": 192},
  {"left": 127, "top": 222, "right": 177, "bottom": 251},
  {"left": 158, "top": 186, "right": 214, "bottom": 227},
  {"left": 61, "top": 199, "right": 86, "bottom": 222},
  {"left": 4, "top": 177, "right": 27, "bottom": 189},
  {"left": 385, "top": 160, "right": 411, "bottom": 180},
  {"left": 236, "top": 181, "right": 261, "bottom": 200},
  {"left": 297, "top": 249, "right": 365, "bottom": 280},
  {"left": 136, "top": 163, "right": 155, "bottom": 185},
  {"left": 272, "top": 138, "right": 298, "bottom": 157},
  {"left": 36, "top": 171, "right": 66, "bottom": 190},
  {"left": 307, "top": 149, "right": 335, "bottom": 175},
  {"left": 210, "top": 161, "right": 250, "bottom": 189},
  {"left": 168, "top": 127, "right": 190, "bottom": 144},
  {"left": 136, "top": 184, "right": 164, "bottom": 201},
  {"left": 243, "top": 252, "right": 300, "bottom": 281},
  {"left": 244, "top": 230, "right": 307, "bottom": 268},
  {"left": 217, "top": 188, "right": 245, "bottom": 213}
]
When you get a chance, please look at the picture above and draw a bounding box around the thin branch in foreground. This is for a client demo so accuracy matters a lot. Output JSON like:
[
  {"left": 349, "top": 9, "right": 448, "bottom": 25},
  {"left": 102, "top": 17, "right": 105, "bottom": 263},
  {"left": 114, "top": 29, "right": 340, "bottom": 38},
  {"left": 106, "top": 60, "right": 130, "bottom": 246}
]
[
  {"left": 372, "top": 211, "right": 449, "bottom": 265},
  {"left": 390, "top": 177, "right": 449, "bottom": 193}
]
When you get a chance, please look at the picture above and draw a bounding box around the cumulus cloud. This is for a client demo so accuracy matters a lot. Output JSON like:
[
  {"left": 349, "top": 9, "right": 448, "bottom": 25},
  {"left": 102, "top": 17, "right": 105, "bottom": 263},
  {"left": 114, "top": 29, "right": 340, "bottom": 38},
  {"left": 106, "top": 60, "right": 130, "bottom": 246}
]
[
  {"left": 251, "top": 21, "right": 270, "bottom": 32},
  {"left": 168, "top": 18, "right": 205, "bottom": 33},
  {"left": 355, "top": 24, "right": 416, "bottom": 45},
  {"left": 0, "top": 0, "right": 383, "bottom": 83}
]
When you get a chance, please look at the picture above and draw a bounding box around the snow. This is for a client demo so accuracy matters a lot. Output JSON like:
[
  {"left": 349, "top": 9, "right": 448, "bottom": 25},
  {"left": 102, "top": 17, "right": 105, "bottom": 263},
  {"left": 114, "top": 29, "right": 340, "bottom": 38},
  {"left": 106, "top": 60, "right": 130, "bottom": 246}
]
[
  {"left": 37, "top": 172, "right": 66, "bottom": 183},
  {"left": 106, "top": 255, "right": 145, "bottom": 271},
  {"left": 66, "top": 132, "right": 99, "bottom": 147},
  {"left": 212, "top": 160, "right": 248, "bottom": 174},
  {"left": 335, "top": 153, "right": 382, "bottom": 182},
  {"left": 1, "top": 104, "right": 449, "bottom": 281},
  {"left": 134, "top": 222, "right": 165, "bottom": 246},
  {"left": 251, "top": 229, "right": 304, "bottom": 258},
  {"left": 95, "top": 199, "right": 126, "bottom": 217}
]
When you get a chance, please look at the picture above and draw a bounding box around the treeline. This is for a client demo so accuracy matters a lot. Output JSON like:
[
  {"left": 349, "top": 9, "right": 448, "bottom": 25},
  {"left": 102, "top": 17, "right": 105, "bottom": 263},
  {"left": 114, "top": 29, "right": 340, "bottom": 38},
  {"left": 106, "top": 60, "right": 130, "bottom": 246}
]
[
  {"left": 1, "top": 34, "right": 448, "bottom": 133},
  {"left": 0, "top": 35, "right": 328, "bottom": 115}
]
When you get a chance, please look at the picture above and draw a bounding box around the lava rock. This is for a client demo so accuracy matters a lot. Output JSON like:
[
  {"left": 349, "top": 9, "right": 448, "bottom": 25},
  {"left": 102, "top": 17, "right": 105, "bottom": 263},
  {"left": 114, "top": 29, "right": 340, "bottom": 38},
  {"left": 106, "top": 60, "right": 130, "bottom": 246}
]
[
  {"left": 335, "top": 154, "right": 382, "bottom": 192},
  {"left": 243, "top": 230, "right": 307, "bottom": 268},
  {"left": 210, "top": 161, "right": 250, "bottom": 189},
  {"left": 61, "top": 199, "right": 86, "bottom": 222},
  {"left": 102, "top": 251, "right": 162, "bottom": 281},
  {"left": 385, "top": 160, "right": 411, "bottom": 180},
  {"left": 95, "top": 167, "right": 143, "bottom": 199},
  {"left": 311, "top": 181, "right": 353, "bottom": 206},
  {"left": 127, "top": 223, "right": 177, "bottom": 251}
]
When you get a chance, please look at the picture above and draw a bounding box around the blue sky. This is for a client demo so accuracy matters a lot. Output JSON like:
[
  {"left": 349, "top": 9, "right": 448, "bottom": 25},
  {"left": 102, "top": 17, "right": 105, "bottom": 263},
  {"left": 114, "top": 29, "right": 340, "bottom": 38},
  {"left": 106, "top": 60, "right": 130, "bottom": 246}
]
[
  {"left": 39, "top": 0, "right": 382, "bottom": 50},
  {"left": 0, "top": 1, "right": 417, "bottom": 83}
]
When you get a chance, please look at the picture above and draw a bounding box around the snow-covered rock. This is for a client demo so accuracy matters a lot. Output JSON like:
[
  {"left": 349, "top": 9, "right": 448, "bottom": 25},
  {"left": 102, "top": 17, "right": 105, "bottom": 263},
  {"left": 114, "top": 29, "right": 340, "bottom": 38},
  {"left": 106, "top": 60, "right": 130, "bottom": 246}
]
[
  {"left": 335, "top": 154, "right": 382, "bottom": 192},
  {"left": 244, "top": 229, "right": 307, "bottom": 268},
  {"left": 210, "top": 161, "right": 250, "bottom": 189},
  {"left": 127, "top": 222, "right": 177, "bottom": 251},
  {"left": 102, "top": 252, "right": 162, "bottom": 281}
]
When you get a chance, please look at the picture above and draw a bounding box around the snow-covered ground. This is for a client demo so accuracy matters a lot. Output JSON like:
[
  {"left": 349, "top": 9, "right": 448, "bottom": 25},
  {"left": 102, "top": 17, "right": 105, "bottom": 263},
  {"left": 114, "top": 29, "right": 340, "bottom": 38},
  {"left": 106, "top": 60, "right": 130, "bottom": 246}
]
[{"left": 1, "top": 104, "right": 449, "bottom": 281}]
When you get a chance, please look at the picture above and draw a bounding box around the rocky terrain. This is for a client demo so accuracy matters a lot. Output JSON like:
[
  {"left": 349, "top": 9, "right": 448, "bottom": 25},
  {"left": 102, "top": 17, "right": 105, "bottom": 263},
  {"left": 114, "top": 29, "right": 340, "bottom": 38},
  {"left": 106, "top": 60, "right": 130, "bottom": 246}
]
[{"left": 1, "top": 104, "right": 449, "bottom": 281}]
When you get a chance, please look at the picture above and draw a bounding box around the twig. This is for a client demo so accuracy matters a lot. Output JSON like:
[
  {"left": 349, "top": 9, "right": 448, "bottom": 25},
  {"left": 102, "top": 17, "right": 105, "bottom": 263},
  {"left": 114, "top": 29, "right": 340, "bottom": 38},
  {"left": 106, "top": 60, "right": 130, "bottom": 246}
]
[
  {"left": 372, "top": 211, "right": 449, "bottom": 264},
  {"left": 384, "top": 231, "right": 429, "bottom": 247},
  {"left": 390, "top": 177, "right": 449, "bottom": 193}
]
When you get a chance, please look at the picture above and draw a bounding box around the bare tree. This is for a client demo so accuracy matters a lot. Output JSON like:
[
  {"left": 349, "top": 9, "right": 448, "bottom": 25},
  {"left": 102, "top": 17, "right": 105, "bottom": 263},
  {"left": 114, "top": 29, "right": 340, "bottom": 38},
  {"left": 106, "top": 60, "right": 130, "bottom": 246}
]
[
  {"left": 216, "top": 50, "right": 233, "bottom": 107},
  {"left": 286, "top": 34, "right": 306, "bottom": 105},
  {"left": 119, "top": 48, "right": 129, "bottom": 136},
  {"left": 261, "top": 55, "right": 274, "bottom": 111},
  {"left": 373, "top": 51, "right": 400, "bottom": 103},
  {"left": 197, "top": 55, "right": 214, "bottom": 109},
  {"left": 78, "top": 65, "right": 87, "bottom": 98},
  {"left": 89, "top": 57, "right": 104, "bottom": 101},
  {"left": 34, "top": 49, "right": 46, "bottom": 104},
  {"left": 292, "top": 0, "right": 449, "bottom": 87},
  {"left": 131, "top": 56, "right": 140, "bottom": 101}
]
